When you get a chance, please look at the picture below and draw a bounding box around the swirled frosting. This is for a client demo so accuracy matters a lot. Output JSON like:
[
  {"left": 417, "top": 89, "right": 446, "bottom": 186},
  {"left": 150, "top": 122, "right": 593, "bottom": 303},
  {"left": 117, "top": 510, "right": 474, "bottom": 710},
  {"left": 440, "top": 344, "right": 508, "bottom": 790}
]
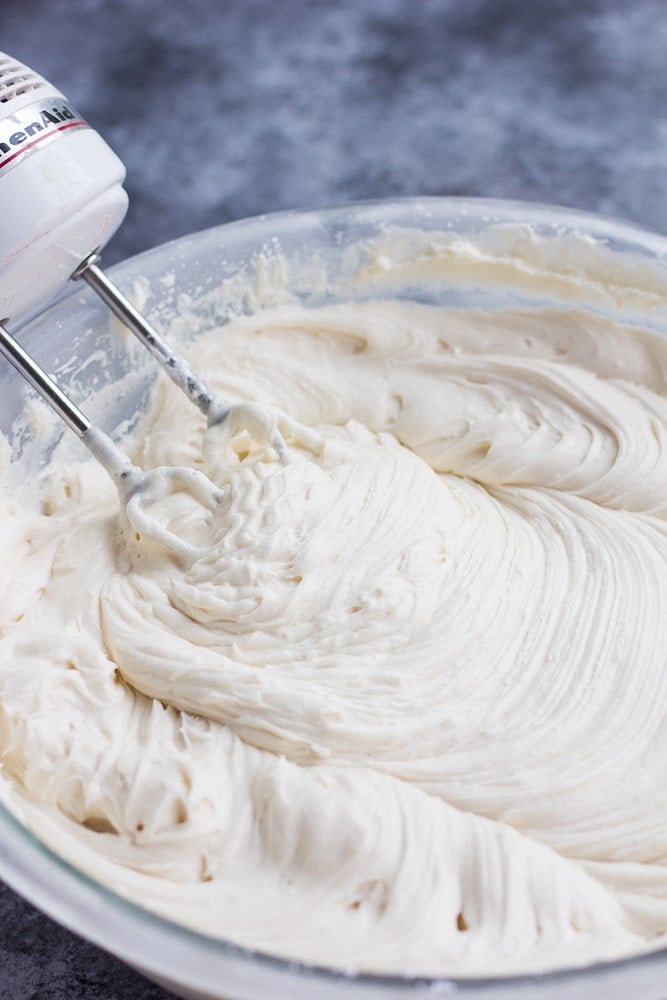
[{"left": 0, "top": 290, "right": 666, "bottom": 976}]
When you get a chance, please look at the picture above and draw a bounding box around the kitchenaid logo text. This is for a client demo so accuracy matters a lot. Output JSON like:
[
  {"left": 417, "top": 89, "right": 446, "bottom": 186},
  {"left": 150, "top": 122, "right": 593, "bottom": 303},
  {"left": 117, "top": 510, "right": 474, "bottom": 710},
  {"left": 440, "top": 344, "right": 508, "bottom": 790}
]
[{"left": 0, "top": 98, "right": 89, "bottom": 174}]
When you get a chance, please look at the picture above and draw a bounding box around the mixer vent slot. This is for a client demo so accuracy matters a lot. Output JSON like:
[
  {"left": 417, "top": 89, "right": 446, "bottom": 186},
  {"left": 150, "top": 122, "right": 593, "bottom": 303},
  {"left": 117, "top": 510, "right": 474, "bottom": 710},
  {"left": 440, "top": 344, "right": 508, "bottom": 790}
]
[{"left": 0, "top": 55, "right": 47, "bottom": 103}]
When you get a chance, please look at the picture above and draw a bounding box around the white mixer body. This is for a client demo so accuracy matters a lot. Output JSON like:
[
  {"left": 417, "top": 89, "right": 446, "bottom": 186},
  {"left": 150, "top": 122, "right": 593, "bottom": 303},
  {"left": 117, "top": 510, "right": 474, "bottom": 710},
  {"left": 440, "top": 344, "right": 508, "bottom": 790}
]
[{"left": 0, "top": 53, "right": 128, "bottom": 325}]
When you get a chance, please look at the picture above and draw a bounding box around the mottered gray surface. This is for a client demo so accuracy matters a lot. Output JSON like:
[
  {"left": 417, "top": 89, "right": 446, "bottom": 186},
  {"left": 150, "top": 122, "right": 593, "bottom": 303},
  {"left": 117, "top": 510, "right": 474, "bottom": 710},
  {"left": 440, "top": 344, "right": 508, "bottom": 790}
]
[
  {"left": 0, "top": 0, "right": 665, "bottom": 996},
  {"left": 0, "top": 881, "right": 171, "bottom": 1000}
]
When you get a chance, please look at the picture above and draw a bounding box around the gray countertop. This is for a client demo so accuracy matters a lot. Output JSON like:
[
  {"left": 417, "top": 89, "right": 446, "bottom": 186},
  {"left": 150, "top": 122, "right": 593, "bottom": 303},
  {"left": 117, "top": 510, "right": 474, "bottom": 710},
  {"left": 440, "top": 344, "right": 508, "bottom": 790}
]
[{"left": 0, "top": 0, "right": 665, "bottom": 996}]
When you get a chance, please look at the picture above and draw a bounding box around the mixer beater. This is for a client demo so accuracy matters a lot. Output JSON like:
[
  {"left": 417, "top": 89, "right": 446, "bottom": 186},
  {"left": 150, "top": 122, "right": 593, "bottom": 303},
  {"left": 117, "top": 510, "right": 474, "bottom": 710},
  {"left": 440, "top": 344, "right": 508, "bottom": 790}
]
[{"left": 0, "top": 51, "right": 296, "bottom": 551}]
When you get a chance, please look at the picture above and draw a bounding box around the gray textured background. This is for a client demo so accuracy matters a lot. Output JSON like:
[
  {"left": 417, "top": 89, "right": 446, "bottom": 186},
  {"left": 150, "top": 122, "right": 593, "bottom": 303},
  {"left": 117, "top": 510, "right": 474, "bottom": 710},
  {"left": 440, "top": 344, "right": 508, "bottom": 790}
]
[{"left": 0, "top": 0, "right": 665, "bottom": 996}]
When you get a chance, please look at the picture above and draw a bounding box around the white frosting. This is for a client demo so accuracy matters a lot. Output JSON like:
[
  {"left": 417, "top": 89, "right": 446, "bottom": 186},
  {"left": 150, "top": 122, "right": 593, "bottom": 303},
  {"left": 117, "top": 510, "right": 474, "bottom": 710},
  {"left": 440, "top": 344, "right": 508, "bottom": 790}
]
[{"left": 0, "top": 289, "right": 666, "bottom": 976}]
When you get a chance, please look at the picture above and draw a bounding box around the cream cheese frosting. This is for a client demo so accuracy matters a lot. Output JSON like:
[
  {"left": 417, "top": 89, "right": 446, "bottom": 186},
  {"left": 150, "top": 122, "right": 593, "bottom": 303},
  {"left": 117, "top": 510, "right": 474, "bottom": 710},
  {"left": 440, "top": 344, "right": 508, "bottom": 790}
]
[{"left": 0, "top": 288, "right": 666, "bottom": 976}]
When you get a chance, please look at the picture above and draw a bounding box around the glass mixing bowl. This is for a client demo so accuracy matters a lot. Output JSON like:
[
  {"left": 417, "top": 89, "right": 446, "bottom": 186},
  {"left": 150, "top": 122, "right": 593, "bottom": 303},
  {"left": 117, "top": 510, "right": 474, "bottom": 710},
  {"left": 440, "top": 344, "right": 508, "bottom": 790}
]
[{"left": 0, "top": 198, "right": 666, "bottom": 1000}]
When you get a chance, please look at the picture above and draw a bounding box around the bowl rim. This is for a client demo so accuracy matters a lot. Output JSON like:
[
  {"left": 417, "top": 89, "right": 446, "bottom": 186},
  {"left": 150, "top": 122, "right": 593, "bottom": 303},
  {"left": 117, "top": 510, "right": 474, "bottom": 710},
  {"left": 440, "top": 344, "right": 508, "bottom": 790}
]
[
  {"left": 109, "top": 192, "right": 667, "bottom": 273},
  {"left": 1, "top": 194, "right": 666, "bottom": 999}
]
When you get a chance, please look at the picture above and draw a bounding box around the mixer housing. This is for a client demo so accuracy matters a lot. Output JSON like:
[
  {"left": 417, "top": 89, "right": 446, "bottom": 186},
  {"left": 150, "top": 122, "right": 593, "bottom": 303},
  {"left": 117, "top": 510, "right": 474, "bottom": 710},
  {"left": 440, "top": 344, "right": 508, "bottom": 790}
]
[{"left": 0, "top": 52, "right": 128, "bottom": 325}]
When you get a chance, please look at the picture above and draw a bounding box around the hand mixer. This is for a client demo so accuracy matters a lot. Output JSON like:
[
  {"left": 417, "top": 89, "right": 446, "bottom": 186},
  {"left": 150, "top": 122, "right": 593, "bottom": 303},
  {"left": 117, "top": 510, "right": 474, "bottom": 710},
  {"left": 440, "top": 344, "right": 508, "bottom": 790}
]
[{"left": 0, "top": 51, "right": 292, "bottom": 555}]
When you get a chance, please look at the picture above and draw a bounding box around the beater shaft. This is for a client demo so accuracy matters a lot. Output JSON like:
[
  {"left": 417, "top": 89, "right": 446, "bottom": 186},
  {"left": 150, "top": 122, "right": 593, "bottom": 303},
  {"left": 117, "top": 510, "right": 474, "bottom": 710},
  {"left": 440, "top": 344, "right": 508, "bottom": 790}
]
[
  {"left": 0, "top": 321, "right": 90, "bottom": 436},
  {"left": 75, "top": 254, "right": 224, "bottom": 423}
]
